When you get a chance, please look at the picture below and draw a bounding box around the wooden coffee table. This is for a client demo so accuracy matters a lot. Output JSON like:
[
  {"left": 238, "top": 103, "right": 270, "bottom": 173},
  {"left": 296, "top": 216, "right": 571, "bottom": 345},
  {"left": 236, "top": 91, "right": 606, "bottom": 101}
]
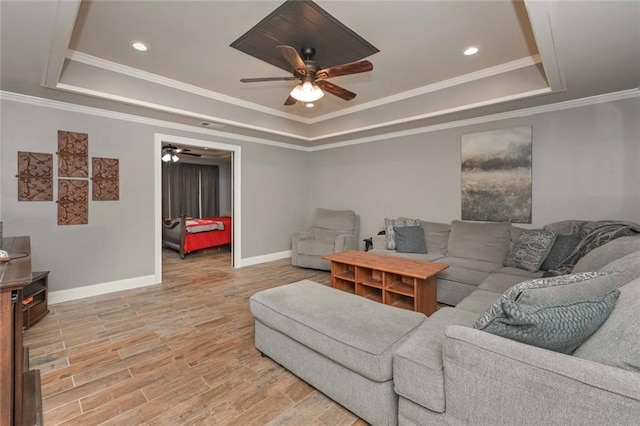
[{"left": 323, "top": 250, "right": 448, "bottom": 316}]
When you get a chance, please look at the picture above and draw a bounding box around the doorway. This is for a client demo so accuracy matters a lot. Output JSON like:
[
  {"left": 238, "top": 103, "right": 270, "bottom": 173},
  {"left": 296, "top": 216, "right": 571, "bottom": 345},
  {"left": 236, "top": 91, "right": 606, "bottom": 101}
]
[{"left": 154, "top": 133, "right": 241, "bottom": 283}]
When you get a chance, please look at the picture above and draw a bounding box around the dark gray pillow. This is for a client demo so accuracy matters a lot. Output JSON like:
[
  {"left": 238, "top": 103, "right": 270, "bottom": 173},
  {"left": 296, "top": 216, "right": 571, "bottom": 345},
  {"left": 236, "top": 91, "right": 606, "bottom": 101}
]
[
  {"left": 541, "top": 233, "right": 581, "bottom": 271},
  {"left": 503, "top": 229, "right": 557, "bottom": 272},
  {"left": 475, "top": 272, "right": 620, "bottom": 354},
  {"left": 394, "top": 226, "right": 427, "bottom": 254},
  {"left": 384, "top": 218, "right": 420, "bottom": 250}
]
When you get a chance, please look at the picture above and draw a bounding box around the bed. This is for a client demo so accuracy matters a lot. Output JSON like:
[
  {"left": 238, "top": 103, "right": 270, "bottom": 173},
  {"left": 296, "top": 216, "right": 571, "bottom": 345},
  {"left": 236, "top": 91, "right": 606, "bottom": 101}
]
[{"left": 162, "top": 215, "right": 232, "bottom": 258}]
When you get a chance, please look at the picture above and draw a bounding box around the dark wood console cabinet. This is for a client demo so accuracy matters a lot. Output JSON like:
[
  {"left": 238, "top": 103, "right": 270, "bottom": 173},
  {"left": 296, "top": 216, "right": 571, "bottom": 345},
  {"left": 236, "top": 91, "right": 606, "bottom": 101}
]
[{"left": 0, "top": 236, "right": 43, "bottom": 425}]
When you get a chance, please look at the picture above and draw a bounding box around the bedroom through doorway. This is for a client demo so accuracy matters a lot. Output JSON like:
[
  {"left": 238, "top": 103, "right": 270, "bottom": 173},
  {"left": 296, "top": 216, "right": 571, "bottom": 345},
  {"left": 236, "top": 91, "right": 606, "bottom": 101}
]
[{"left": 154, "top": 134, "right": 241, "bottom": 281}]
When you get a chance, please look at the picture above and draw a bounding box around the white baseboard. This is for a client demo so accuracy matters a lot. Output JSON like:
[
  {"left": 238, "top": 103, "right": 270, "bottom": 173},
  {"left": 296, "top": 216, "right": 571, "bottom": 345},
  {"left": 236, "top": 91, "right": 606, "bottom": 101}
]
[
  {"left": 49, "top": 274, "right": 158, "bottom": 305},
  {"left": 238, "top": 250, "right": 292, "bottom": 267}
]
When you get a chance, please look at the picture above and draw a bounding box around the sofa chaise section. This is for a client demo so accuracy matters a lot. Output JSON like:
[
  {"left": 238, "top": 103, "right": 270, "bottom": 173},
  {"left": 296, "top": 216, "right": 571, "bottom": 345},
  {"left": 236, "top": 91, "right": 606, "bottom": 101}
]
[{"left": 250, "top": 280, "right": 426, "bottom": 425}]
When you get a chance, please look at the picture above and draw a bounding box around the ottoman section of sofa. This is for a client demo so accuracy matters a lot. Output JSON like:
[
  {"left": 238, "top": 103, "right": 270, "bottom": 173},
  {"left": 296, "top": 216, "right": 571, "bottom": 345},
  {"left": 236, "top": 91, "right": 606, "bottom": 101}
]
[{"left": 250, "top": 279, "right": 426, "bottom": 383}]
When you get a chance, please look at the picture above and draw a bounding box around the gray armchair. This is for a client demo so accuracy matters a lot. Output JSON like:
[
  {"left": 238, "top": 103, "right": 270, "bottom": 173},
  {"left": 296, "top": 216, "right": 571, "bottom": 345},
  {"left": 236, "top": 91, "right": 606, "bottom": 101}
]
[{"left": 291, "top": 208, "right": 360, "bottom": 270}]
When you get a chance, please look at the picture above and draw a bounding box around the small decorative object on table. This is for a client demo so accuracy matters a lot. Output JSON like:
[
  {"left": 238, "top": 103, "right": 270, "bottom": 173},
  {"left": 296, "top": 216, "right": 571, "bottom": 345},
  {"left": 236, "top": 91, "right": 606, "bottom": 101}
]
[{"left": 363, "top": 237, "right": 373, "bottom": 252}]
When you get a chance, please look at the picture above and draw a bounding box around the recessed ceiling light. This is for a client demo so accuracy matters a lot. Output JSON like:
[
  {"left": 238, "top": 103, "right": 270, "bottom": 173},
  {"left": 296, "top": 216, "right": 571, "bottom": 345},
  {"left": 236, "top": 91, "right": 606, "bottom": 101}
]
[
  {"left": 305, "top": 103, "right": 315, "bottom": 108},
  {"left": 131, "top": 41, "right": 148, "bottom": 52},
  {"left": 463, "top": 46, "right": 479, "bottom": 56}
]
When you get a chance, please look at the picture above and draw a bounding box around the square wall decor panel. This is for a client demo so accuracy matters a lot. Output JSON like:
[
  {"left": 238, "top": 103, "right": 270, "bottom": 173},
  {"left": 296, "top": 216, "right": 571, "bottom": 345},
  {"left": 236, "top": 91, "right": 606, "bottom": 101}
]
[
  {"left": 58, "top": 179, "right": 88, "bottom": 225},
  {"left": 92, "top": 157, "right": 119, "bottom": 201},
  {"left": 58, "top": 130, "right": 88, "bottom": 178},
  {"left": 17, "top": 151, "right": 53, "bottom": 201}
]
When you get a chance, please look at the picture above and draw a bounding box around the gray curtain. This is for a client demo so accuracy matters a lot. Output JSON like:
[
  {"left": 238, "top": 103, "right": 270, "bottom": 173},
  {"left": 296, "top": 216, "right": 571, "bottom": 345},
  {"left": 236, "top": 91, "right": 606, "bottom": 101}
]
[
  {"left": 162, "top": 162, "right": 219, "bottom": 218},
  {"left": 200, "top": 164, "right": 219, "bottom": 217}
]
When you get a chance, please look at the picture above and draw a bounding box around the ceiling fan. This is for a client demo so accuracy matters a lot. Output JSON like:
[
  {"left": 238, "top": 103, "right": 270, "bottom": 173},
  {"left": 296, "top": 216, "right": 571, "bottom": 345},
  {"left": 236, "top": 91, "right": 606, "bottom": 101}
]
[
  {"left": 161, "top": 144, "right": 201, "bottom": 162},
  {"left": 240, "top": 45, "right": 373, "bottom": 106}
]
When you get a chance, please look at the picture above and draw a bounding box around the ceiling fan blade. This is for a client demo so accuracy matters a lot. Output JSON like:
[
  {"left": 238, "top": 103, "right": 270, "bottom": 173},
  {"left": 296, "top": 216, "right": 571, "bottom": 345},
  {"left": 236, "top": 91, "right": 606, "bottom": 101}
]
[
  {"left": 181, "top": 152, "right": 201, "bottom": 157},
  {"left": 284, "top": 95, "right": 297, "bottom": 106},
  {"left": 316, "top": 60, "right": 373, "bottom": 80},
  {"left": 277, "top": 45, "right": 308, "bottom": 75},
  {"left": 316, "top": 80, "right": 356, "bottom": 101},
  {"left": 240, "top": 77, "right": 298, "bottom": 83}
]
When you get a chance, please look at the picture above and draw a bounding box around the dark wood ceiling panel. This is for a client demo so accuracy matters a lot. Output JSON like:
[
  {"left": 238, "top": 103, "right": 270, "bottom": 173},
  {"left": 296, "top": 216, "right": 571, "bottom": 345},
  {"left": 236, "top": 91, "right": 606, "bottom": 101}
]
[{"left": 230, "top": 0, "right": 378, "bottom": 73}]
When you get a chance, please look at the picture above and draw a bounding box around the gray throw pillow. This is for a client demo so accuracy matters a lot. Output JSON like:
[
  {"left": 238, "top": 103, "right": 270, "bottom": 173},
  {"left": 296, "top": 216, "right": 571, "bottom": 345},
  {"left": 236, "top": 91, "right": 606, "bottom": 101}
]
[
  {"left": 573, "top": 277, "right": 640, "bottom": 371},
  {"left": 503, "top": 229, "right": 557, "bottom": 272},
  {"left": 384, "top": 218, "right": 420, "bottom": 250},
  {"left": 394, "top": 226, "right": 427, "bottom": 254},
  {"left": 541, "top": 233, "right": 582, "bottom": 271},
  {"left": 475, "top": 272, "right": 620, "bottom": 354}
]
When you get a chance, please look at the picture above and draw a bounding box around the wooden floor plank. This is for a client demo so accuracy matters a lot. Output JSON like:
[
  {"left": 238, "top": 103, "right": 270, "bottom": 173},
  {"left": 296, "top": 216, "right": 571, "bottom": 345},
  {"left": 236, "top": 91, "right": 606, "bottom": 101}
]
[{"left": 25, "top": 247, "right": 364, "bottom": 425}]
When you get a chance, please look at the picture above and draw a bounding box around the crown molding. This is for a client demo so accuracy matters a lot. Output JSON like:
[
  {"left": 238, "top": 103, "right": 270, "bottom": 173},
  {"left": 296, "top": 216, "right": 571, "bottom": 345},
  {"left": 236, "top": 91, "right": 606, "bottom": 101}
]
[
  {"left": 66, "top": 50, "right": 309, "bottom": 124},
  {"left": 0, "top": 90, "right": 307, "bottom": 151},
  {"left": 55, "top": 82, "right": 308, "bottom": 142},
  {"left": 2, "top": 88, "right": 637, "bottom": 153},
  {"left": 306, "top": 55, "right": 542, "bottom": 124},
  {"left": 307, "top": 88, "right": 640, "bottom": 151},
  {"left": 309, "top": 87, "right": 552, "bottom": 141}
]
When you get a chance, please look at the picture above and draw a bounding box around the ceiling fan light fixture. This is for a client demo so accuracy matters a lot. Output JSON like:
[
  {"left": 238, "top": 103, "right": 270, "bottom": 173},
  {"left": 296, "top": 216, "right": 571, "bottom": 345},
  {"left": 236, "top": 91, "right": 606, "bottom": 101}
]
[
  {"left": 290, "top": 81, "right": 324, "bottom": 102},
  {"left": 305, "top": 102, "right": 315, "bottom": 108},
  {"left": 172, "top": 154, "right": 180, "bottom": 162},
  {"left": 161, "top": 152, "right": 172, "bottom": 162}
]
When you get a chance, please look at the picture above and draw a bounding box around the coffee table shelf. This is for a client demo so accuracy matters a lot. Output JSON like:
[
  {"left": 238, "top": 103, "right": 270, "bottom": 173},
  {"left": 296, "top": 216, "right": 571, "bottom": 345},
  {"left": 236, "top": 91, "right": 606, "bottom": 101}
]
[{"left": 324, "top": 250, "right": 448, "bottom": 316}]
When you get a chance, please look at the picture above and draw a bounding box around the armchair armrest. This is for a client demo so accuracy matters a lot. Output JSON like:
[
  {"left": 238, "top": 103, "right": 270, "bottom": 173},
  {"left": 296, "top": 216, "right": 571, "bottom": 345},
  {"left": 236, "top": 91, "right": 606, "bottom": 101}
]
[
  {"left": 291, "top": 230, "right": 313, "bottom": 245},
  {"left": 442, "top": 326, "right": 640, "bottom": 425},
  {"left": 335, "top": 234, "right": 357, "bottom": 252}
]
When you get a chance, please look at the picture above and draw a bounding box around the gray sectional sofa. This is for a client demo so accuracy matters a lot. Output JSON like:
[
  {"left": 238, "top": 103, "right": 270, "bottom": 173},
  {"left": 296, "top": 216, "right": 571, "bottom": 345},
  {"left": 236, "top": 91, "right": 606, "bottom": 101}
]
[{"left": 251, "top": 221, "right": 640, "bottom": 425}]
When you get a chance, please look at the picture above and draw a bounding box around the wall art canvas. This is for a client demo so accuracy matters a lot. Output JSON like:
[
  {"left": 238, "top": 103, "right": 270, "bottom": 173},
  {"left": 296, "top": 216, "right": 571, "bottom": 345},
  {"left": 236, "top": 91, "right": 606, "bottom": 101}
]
[
  {"left": 17, "top": 151, "right": 53, "bottom": 201},
  {"left": 461, "top": 126, "right": 532, "bottom": 223},
  {"left": 92, "top": 157, "right": 119, "bottom": 201},
  {"left": 58, "top": 179, "right": 88, "bottom": 225},
  {"left": 58, "top": 130, "right": 88, "bottom": 177}
]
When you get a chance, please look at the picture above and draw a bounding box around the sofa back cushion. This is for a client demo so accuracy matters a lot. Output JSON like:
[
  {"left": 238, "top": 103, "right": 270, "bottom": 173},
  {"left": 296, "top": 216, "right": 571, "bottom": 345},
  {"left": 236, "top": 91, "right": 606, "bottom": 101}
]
[
  {"left": 447, "top": 220, "right": 511, "bottom": 263},
  {"left": 573, "top": 276, "right": 640, "bottom": 371},
  {"left": 573, "top": 235, "right": 640, "bottom": 273},
  {"left": 421, "top": 221, "right": 451, "bottom": 254},
  {"left": 599, "top": 250, "right": 640, "bottom": 288}
]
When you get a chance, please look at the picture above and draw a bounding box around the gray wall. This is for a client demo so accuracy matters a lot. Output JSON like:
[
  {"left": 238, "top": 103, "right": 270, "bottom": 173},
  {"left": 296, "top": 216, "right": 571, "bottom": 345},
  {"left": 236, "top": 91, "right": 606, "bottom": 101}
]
[
  {"left": 1, "top": 100, "right": 309, "bottom": 291},
  {"left": 308, "top": 97, "right": 640, "bottom": 246}
]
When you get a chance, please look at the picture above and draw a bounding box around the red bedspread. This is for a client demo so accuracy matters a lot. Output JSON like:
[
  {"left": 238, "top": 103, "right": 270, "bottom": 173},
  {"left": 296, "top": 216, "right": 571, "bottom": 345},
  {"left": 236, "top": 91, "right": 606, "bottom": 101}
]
[{"left": 183, "top": 216, "right": 232, "bottom": 254}]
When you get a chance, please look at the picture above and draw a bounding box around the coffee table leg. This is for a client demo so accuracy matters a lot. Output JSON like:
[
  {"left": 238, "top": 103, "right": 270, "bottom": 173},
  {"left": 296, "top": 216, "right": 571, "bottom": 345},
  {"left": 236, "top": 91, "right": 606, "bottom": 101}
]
[{"left": 416, "top": 276, "right": 438, "bottom": 316}]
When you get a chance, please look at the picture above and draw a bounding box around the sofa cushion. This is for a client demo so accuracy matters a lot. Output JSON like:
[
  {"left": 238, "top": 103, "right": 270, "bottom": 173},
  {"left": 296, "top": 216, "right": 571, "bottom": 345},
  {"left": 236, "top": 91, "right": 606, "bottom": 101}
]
[
  {"left": 393, "top": 307, "right": 478, "bottom": 413},
  {"left": 436, "top": 256, "right": 501, "bottom": 286},
  {"left": 250, "top": 280, "right": 426, "bottom": 382},
  {"left": 394, "top": 226, "right": 428, "bottom": 254},
  {"left": 368, "top": 249, "right": 444, "bottom": 262},
  {"left": 475, "top": 272, "right": 620, "bottom": 354},
  {"left": 478, "top": 270, "right": 542, "bottom": 294},
  {"left": 541, "top": 233, "right": 582, "bottom": 271},
  {"left": 421, "top": 221, "right": 451, "bottom": 254},
  {"left": 455, "top": 289, "right": 500, "bottom": 314},
  {"left": 503, "top": 229, "right": 556, "bottom": 272},
  {"left": 573, "top": 235, "right": 640, "bottom": 273},
  {"left": 573, "top": 277, "right": 640, "bottom": 371},
  {"left": 296, "top": 239, "right": 335, "bottom": 256},
  {"left": 385, "top": 218, "right": 421, "bottom": 250},
  {"left": 599, "top": 250, "right": 640, "bottom": 287},
  {"left": 447, "top": 220, "right": 511, "bottom": 263}
]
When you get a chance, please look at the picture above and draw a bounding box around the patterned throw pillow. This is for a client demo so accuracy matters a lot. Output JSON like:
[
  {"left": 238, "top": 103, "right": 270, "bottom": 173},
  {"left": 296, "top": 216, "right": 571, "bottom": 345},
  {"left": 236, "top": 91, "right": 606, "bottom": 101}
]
[
  {"left": 394, "top": 226, "right": 427, "bottom": 254},
  {"left": 475, "top": 272, "right": 620, "bottom": 354},
  {"left": 503, "top": 229, "right": 557, "bottom": 272},
  {"left": 384, "top": 218, "right": 421, "bottom": 250},
  {"left": 541, "top": 234, "right": 582, "bottom": 271}
]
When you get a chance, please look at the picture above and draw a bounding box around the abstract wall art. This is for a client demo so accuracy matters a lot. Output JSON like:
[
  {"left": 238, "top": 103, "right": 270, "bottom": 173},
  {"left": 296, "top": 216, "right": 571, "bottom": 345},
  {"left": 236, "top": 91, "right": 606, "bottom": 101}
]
[
  {"left": 57, "top": 179, "right": 89, "bottom": 225},
  {"left": 461, "top": 126, "right": 532, "bottom": 223},
  {"left": 92, "top": 157, "right": 119, "bottom": 201},
  {"left": 17, "top": 151, "right": 54, "bottom": 201},
  {"left": 58, "top": 131, "right": 88, "bottom": 177}
]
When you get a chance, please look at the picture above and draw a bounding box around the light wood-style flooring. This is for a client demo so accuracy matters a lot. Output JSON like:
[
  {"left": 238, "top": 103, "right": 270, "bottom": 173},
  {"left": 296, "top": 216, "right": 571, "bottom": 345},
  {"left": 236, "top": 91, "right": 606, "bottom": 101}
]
[{"left": 25, "top": 247, "right": 367, "bottom": 425}]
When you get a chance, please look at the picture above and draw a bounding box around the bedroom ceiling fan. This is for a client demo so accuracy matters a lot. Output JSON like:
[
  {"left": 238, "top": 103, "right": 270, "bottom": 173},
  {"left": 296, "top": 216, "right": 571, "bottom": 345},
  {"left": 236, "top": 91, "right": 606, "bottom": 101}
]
[
  {"left": 240, "top": 45, "right": 373, "bottom": 106},
  {"left": 161, "top": 144, "right": 201, "bottom": 162}
]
